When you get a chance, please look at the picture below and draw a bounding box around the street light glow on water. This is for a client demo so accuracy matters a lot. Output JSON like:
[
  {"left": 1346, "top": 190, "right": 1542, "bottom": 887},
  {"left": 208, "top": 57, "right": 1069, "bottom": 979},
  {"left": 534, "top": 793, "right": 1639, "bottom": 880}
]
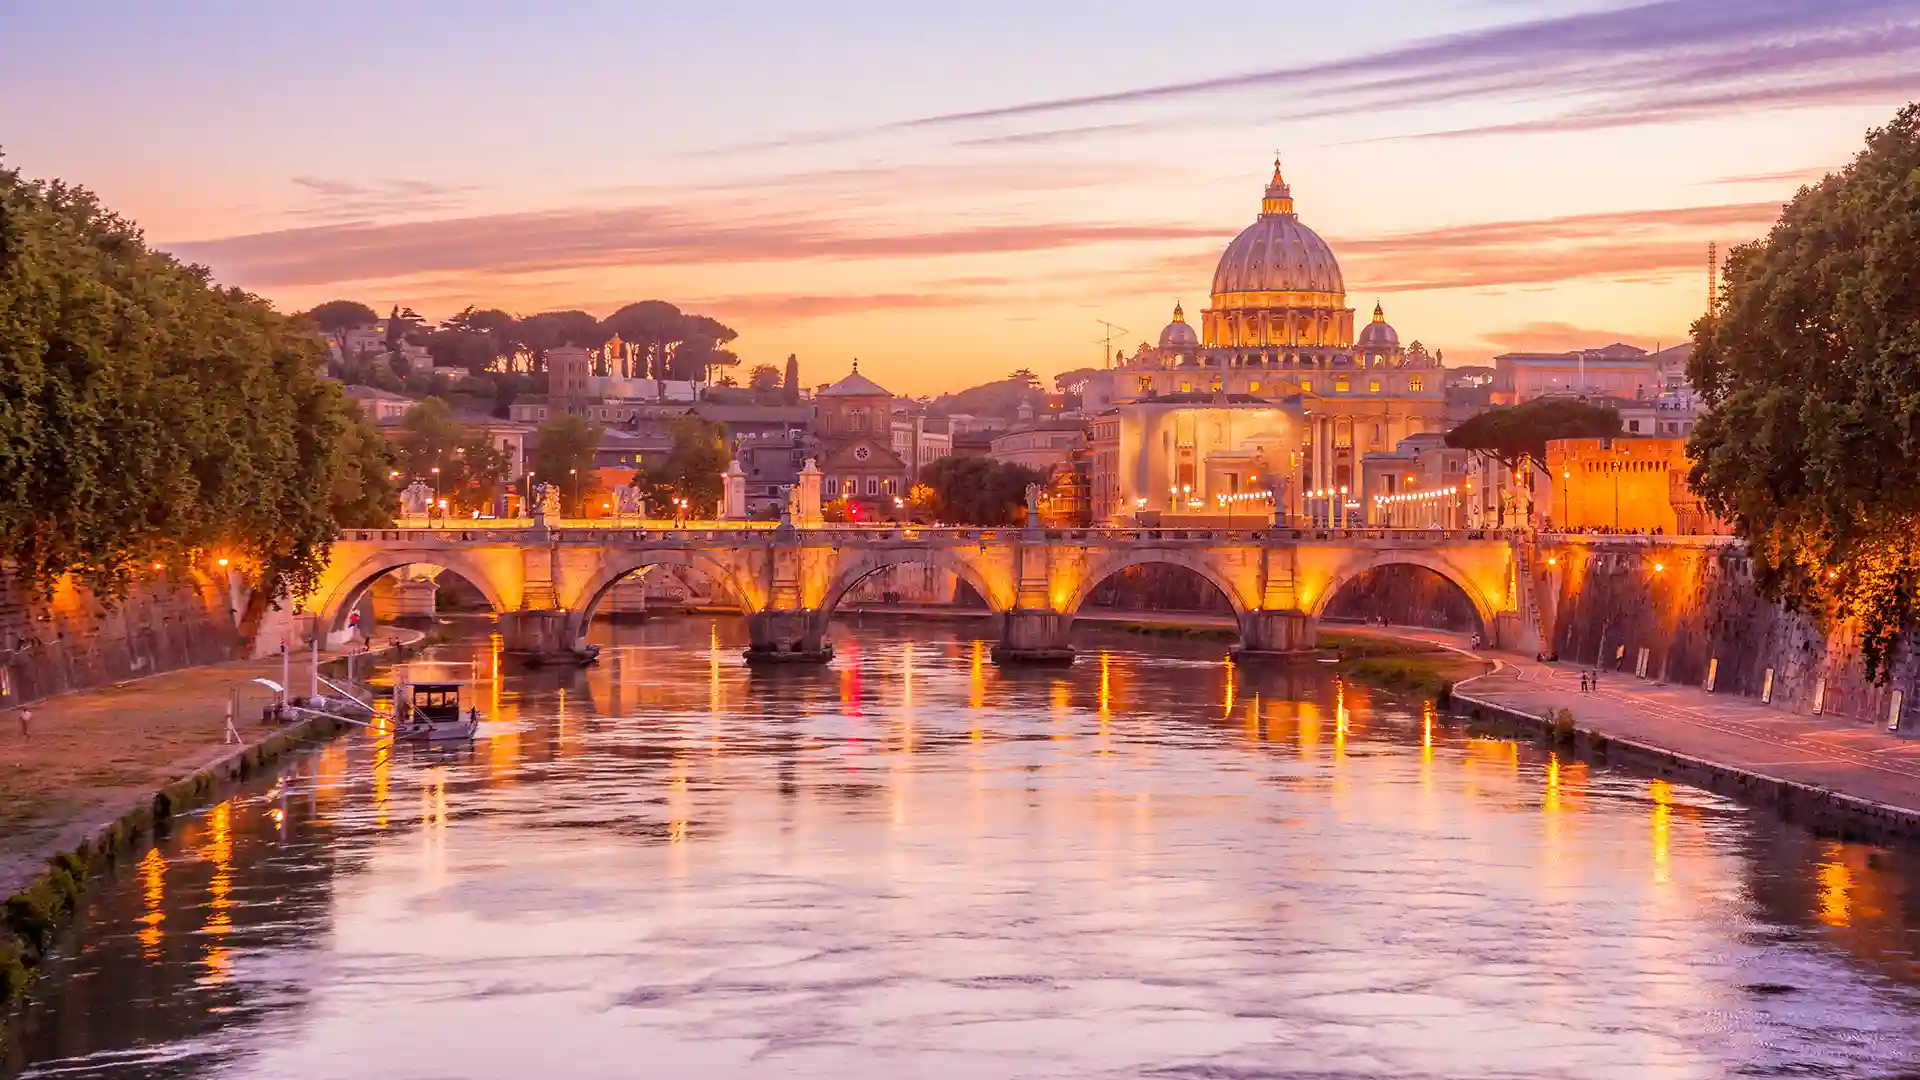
[{"left": 9, "top": 620, "right": 1920, "bottom": 1079}]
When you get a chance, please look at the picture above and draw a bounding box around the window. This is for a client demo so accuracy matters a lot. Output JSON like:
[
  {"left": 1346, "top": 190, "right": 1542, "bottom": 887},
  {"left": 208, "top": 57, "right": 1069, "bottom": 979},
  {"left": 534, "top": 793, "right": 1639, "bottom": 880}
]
[
  {"left": 866, "top": 477, "right": 879, "bottom": 496},
  {"left": 1335, "top": 379, "right": 1350, "bottom": 393},
  {"left": 1249, "top": 380, "right": 1262, "bottom": 393},
  {"left": 1179, "top": 380, "right": 1192, "bottom": 393},
  {"left": 1629, "top": 420, "right": 1642, "bottom": 433},
  {"left": 1137, "top": 375, "right": 1154, "bottom": 395},
  {"left": 1299, "top": 379, "right": 1312, "bottom": 393},
  {"left": 1368, "top": 380, "right": 1381, "bottom": 393},
  {"left": 1409, "top": 377, "right": 1424, "bottom": 392},
  {"left": 882, "top": 478, "right": 894, "bottom": 495}
]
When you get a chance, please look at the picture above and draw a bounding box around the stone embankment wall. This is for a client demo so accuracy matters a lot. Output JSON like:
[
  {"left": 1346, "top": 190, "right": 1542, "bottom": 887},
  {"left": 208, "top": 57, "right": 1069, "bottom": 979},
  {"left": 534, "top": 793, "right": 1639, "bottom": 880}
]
[
  {"left": 1538, "top": 537, "right": 1918, "bottom": 726},
  {"left": 0, "top": 571, "right": 240, "bottom": 708}
]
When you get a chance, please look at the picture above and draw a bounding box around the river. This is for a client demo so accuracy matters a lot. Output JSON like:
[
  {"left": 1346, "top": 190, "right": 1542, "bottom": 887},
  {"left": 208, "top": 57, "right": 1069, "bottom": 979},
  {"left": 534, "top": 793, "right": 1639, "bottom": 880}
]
[{"left": 8, "top": 618, "right": 1920, "bottom": 1078}]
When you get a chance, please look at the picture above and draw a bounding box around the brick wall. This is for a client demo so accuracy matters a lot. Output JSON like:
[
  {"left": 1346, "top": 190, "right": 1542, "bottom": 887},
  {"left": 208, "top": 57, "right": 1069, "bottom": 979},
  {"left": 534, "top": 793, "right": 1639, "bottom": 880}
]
[{"left": 0, "top": 570, "right": 240, "bottom": 707}]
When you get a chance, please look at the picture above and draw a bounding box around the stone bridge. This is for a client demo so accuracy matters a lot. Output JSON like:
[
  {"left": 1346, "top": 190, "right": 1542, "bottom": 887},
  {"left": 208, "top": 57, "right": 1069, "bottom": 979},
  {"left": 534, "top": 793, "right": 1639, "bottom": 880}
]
[{"left": 303, "top": 524, "right": 1535, "bottom": 665}]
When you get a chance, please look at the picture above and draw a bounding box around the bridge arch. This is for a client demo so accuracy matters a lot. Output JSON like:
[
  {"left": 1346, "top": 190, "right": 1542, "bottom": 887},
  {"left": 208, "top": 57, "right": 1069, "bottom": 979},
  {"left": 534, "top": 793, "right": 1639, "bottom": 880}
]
[
  {"left": 313, "top": 550, "right": 512, "bottom": 631},
  {"left": 818, "top": 547, "right": 1010, "bottom": 622},
  {"left": 1309, "top": 549, "right": 1499, "bottom": 637},
  {"left": 564, "top": 550, "right": 756, "bottom": 643},
  {"left": 1060, "top": 550, "right": 1254, "bottom": 624}
]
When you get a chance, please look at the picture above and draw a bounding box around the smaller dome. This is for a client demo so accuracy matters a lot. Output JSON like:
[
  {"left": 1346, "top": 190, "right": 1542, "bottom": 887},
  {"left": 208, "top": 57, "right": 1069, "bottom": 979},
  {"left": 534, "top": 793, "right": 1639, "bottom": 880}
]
[
  {"left": 1158, "top": 301, "right": 1200, "bottom": 349},
  {"left": 1357, "top": 302, "right": 1399, "bottom": 350}
]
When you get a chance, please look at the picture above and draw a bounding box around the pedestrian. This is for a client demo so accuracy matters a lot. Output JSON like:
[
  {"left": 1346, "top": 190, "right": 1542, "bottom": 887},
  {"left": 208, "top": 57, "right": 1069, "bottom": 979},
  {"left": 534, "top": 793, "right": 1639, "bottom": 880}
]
[
  {"left": 1579, "top": 672, "right": 1589, "bottom": 693},
  {"left": 16, "top": 708, "right": 28, "bottom": 740},
  {"left": 1591, "top": 669, "right": 1600, "bottom": 691}
]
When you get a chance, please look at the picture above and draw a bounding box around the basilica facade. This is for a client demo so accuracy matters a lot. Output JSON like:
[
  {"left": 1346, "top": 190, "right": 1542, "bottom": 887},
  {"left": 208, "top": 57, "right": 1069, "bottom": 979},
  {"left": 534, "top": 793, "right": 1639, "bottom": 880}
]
[{"left": 1085, "top": 161, "right": 1446, "bottom": 525}]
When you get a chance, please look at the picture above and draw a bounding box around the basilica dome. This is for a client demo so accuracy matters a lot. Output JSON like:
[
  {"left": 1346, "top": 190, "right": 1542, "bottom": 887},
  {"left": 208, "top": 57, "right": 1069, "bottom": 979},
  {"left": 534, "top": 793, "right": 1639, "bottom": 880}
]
[
  {"left": 1357, "top": 303, "right": 1399, "bottom": 349},
  {"left": 1209, "top": 161, "right": 1345, "bottom": 304},
  {"left": 1158, "top": 302, "right": 1199, "bottom": 349}
]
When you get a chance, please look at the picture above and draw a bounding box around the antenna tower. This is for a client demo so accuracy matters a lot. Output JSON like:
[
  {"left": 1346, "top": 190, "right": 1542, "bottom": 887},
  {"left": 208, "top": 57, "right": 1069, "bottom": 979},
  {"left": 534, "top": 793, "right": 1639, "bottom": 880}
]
[{"left": 1095, "top": 320, "right": 1130, "bottom": 368}]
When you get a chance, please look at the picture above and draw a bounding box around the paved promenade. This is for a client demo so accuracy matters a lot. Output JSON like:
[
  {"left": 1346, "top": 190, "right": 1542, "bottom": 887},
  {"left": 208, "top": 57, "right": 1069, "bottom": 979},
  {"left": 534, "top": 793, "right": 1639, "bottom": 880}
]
[
  {"left": 1, "top": 628, "right": 416, "bottom": 901},
  {"left": 1360, "top": 626, "right": 1920, "bottom": 824}
]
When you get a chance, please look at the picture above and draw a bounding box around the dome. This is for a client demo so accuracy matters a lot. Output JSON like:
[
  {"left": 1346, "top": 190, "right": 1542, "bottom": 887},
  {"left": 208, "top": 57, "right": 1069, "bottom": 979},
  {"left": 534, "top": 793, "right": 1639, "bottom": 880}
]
[
  {"left": 1357, "top": 303, "right": 1399, "bottom": 349},
  {"left": 1158, "top": 301, "right": 1199, "bottom": 349},
  {"left": 1210, "top": 161, "right": 1345, "bottom": 302}
]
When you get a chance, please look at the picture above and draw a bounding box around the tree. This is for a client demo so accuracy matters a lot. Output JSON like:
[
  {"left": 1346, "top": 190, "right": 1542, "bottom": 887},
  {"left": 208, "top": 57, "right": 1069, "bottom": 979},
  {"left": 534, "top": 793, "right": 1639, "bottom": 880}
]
[
  {"left": 673, "top": 313, "right": 739, "bottom": 382},
  {"left": 308, "top": 299, "right": 377, "bottom": 335},
  {"left": 518, "top": 309, "right": 603, "bottom": 372},
  {"left": 0, "top": 158, "right": 385, "bottom": 631},
  {"left": 601, "top": 300, "right": 683, "bottom": 379},
  {"left": 329, "top": 404, "right": 399, "bottom": 527},
  {"left": 905, "top": 482, "right": 937, "bottom": 522},
  {"left": 531, "top": 414, "right": 605, "bottom": 516},
  {"left": 1444, "top": 398, "right": 1621, "bottom": 471},
  {"left": 916, "top": 456, "right": 1046, "bottom": 525},
  {"left": 392, "top": 397, "right": 511, "bottom": 514},
  {"left": 748, "top": 363, "right": 782, "bottom": 401},
  {"left": 637, "top": 417, "right": 728, "bottom": 516},
  {"left": 783, "top": 353, "right": 801, "bottom": 404},
  {"left": 1688, "top": 103, "right": 1920, "bottom": 680}
]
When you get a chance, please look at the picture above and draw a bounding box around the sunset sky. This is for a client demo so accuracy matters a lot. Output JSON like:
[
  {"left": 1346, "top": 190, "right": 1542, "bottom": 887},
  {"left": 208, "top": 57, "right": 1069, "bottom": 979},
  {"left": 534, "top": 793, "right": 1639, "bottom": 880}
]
[{"left": 6, "top": 0, "right": 1917, "bottom": 394}]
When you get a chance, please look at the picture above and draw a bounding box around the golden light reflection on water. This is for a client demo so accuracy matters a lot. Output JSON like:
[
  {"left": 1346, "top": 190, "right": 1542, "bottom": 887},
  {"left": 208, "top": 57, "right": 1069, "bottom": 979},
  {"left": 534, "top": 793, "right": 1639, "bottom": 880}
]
[
  {"left": 200, "top": 800, "right": 233, "bottom": 985},
  {"left": 372, "top": 744, "right": 392, "bottom": 830},
  {"left": 1223, "top": 658, "right": 1236, "bottom": 717},
  {"left": 1333, "top": 680, "right": 1348, "bottom": 758},
  {"left": 138, "top": 847, "right": 165, "bottom": 959},
  {"left": 969, "top": 638, "right": 985, "bottom": 711},
  {"left": 1650, "top": 779, "right": 1673, "bottom": 885},
  {"left": 1819, "top": 841, "right": 1854, "bottom": 928}
]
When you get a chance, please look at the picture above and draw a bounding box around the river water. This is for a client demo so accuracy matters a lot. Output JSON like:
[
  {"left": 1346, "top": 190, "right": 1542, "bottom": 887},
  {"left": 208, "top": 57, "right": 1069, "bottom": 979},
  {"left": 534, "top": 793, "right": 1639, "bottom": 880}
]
[{"left": 9, "top": 618, "right": 1920, "bottom": 1079}]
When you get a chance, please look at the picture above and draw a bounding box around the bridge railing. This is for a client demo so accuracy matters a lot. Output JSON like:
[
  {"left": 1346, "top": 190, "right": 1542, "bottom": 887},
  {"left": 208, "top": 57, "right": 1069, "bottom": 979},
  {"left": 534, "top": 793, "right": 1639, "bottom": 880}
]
[{"left": 338, "top": 523, "right": 1518, "bottom": 545}]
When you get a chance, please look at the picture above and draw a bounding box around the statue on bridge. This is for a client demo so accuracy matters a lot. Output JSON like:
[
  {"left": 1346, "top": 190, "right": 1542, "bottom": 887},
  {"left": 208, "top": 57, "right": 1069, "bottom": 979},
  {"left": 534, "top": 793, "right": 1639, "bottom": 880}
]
[
  {"left": 612, "top": 484, "right": 646, "bottom": 521},
  {"left": 532, "top": 482, "right": 562, "bottom": 525},
  {"left": 399, "top": 481, "right": 434, "bottom": 521},
  {"left": 1024, "top": 482, "right": 1043, "bottom": 527}
]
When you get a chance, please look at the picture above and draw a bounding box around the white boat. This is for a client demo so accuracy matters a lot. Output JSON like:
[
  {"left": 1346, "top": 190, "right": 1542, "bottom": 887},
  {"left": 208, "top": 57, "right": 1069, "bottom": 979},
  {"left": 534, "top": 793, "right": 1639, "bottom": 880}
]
[{"left": 393, "top": 679, "right": 481, "bottom": 741}]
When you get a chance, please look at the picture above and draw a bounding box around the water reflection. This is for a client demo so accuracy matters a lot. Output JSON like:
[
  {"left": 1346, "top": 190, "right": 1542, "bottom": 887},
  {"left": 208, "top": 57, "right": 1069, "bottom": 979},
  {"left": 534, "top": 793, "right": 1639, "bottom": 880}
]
[{"left": 10, "top": 618, "right": 1920, "bottom": 1079}]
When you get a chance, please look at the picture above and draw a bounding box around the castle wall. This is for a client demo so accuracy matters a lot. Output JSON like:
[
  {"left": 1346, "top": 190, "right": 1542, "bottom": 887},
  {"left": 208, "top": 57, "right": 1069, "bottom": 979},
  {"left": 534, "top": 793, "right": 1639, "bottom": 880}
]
[
  {"left": 0, "top": 570, "right": 240, "bottom": 707},
  {"left": 1541, "top": 538, "right": 1919, "bottom": 727}
]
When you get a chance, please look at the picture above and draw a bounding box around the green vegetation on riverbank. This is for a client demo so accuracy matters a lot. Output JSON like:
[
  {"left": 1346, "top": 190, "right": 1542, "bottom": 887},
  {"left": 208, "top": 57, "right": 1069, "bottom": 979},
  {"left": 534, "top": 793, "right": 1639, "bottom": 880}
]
[{"left": 1321, "top": 632, "right": 1490, "bottom": 701}]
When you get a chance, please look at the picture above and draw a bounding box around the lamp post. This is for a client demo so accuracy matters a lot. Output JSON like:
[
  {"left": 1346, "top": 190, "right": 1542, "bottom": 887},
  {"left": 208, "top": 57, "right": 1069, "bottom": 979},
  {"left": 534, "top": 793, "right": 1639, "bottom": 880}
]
[
  {"left": 1561, "top": 468, "right": 1570, "bottom": 532},
  {"left": 569, "top": 467, "right": 579, "bottom": 519},
  {"left": 894, "top": 495, "right": 905, "bottom": 525}
]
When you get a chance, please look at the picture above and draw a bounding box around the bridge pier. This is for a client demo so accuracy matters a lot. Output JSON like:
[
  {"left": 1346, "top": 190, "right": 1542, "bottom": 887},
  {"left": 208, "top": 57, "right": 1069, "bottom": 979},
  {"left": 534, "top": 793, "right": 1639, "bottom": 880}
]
[
  {"left": 499, "top": 610, "right": 599, "bottom": 666},
  {"left": 1231, "top": 610, "right": 1318, "bottom": 662},
  {"left": 743, "top": 610, "right": 834, "bottom": 665},
  {"left": 992, "top": 611, "right": 1076, "bottom": 666}
]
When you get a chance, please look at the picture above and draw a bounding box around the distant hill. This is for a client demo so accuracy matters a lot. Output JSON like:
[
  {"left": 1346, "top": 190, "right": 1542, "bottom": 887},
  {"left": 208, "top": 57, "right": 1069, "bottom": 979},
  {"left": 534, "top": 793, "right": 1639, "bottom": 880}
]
[{"left": 929, "top": 374, "right": 1047, "bottom": 418}]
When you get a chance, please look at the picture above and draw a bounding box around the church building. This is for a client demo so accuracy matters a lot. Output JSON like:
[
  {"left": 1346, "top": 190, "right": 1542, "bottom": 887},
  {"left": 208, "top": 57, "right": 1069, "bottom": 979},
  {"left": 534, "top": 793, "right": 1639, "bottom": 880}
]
[
  {"left": 813, "top": 363, "right": 912, "bottom": 516},
  {"left": 1086, "top": 161, "right": 1447, "bottom": 524}
]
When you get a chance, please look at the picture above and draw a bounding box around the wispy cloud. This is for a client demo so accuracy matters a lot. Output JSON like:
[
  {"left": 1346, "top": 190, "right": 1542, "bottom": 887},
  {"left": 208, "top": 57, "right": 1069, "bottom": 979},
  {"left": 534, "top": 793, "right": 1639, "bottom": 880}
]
[
  {"left": 1477, "top": 321, "right": 1662, "bottom": 354},
  {"left": 861, "top": 0, "right": 1920, "bottom": 148},
  {"left": 1333, "top": 200, "right": 1782, "bottom": 292},
  {"left": 1703, "top": 166, "right": 1834, "bottom": 186},
  {"left": 288, "top": 176, "right": 478, "bottom": 221},
  {"left": 166, "top": 204, "right": 1219, "bottom": 288},
  {"left": 685, "top": 292, "right": 991, "bottom": 320}
]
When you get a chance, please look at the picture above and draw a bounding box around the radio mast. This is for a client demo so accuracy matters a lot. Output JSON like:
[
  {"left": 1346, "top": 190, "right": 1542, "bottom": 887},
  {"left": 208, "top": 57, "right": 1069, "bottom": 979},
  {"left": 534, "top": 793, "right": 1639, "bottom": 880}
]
[{"left": 1095, "top": 320, "right": 1129, "bottom": 369}]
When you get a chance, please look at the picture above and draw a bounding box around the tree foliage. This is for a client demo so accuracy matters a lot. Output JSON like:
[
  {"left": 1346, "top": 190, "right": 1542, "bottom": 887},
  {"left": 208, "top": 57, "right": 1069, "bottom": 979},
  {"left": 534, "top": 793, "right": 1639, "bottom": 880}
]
[
  {"left": 392, "top": 397, "right": 512, "bottom": 514},
  {"left": 1687, "top": 103, "right": 1920, "bottom": 680},
  {"left": 530, "top": 414, "right": 605, "bottom": 516},
  {"left": 1444, "top": 398, "right": 1621, "bottom": 470},
  {"left": 307, "top": 299, "right": 378, "bottom": 334},
  {"left": 0, "top": 158, "right": 390, "bottom": 613},
  {"left": 916, "top": 456, "right": 1046, "bottom": 525},
  {"left": 636, "top": 417, "right": 728, "bottom": 515}
]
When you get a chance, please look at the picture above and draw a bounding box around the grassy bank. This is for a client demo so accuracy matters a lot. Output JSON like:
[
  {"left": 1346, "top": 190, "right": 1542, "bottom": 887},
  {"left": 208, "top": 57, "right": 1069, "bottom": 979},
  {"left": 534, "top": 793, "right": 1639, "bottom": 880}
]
[
  {"left": 2, "top": 633, "right": 421, "bottom": 1047},
  {"left": 1319, "top": 632, "right": 1491, "bottom": 701}
]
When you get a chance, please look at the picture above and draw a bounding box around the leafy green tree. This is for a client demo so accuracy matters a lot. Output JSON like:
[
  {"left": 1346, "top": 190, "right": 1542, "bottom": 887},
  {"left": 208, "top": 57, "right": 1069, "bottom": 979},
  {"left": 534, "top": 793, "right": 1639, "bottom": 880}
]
[
  {"left": 517, "top": 309, "right": 603, "bottom": 372},
  {"left": 531, "top": 414, "right": 605, "bottom": 515},
  {"left": 637, "top": 417, "right": 728, "bottom": 515},
  {"left": 748, "top": 363, "right": 782, "bottom": 392},
  {"left": 0, "top": 158, "right": 384, "bottom": 632},
  {"left": 917, "top": 456, "right": 1045, "bottom": 525},
  {"left": 307, "top": 299, "right": 378, "bottom": 335},
  {"left": 392, "top": 397, "right": 511, "bottom": 514},
  {"left": 601, "top": 300, "right": 683, "bottom": 379},
  {"left": 329, "top": 404, "right": 399, "bottom": 527},
  {"left": 783, "top": 353, "right": 801, "bottom": 404},
  {"left": 1688, "top": 103, "right": 1920, "bottom": 680},
  {"left": 673, "top": 313, "right": 739, "bottom": 382},
  {"left": 1444, "top": 398, "right": 1621, "bottom": 471}
]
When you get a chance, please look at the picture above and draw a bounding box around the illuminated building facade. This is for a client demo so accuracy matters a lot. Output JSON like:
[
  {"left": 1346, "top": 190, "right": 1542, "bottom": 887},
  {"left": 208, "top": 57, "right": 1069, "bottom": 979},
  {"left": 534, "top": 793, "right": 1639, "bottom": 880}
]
[{"left": 1086, "top": 161, "right": 1447, "bottom": 523}]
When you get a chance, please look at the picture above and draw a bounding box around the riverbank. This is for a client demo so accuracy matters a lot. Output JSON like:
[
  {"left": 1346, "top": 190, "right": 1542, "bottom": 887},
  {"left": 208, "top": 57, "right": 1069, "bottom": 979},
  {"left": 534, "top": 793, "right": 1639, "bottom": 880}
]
[
  {"left": 1, "top": 628, "right": 421, "bottom": 1029},
  {"left": 1424, "top": 638, "right": 1920, "bottom": 846}
]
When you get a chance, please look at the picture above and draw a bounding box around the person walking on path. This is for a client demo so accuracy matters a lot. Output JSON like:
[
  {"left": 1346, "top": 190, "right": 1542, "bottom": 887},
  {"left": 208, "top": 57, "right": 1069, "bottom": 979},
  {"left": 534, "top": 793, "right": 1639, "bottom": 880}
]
[
  {"left": 1579, "top": 672, "right": 1589, "bottom": 693},
  {"left": 16, "top": 707, "right": 29, "bottom": 740}
]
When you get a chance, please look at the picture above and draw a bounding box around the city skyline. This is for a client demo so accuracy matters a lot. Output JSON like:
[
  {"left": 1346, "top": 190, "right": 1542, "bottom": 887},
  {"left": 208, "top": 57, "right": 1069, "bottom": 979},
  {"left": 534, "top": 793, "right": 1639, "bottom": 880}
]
[{"left": 6, "top": 0, "right": 1917, "bottom": 393}]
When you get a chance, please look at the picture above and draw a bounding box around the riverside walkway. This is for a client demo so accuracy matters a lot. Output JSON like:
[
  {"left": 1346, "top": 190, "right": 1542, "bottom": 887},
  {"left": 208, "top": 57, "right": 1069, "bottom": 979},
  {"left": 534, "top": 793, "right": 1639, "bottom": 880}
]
[
  {"left": 1361, "top": 626, "right": 1920, "bottom": 836},
  {"left": 0, "top": 628, "right": 417, "bottom": 902}
]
